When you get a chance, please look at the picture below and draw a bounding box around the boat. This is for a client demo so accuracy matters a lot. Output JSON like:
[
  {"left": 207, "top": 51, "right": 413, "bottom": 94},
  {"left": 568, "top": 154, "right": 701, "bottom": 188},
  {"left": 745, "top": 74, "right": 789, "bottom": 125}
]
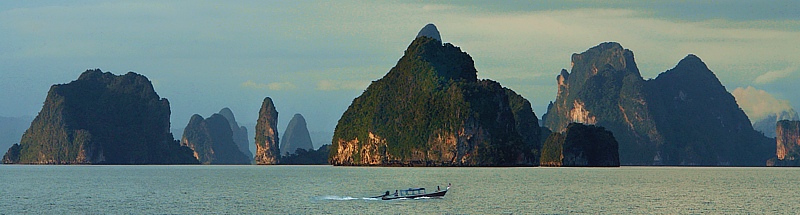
[{"left": 376, "top": 184, "right": 449, "bottom": 200}]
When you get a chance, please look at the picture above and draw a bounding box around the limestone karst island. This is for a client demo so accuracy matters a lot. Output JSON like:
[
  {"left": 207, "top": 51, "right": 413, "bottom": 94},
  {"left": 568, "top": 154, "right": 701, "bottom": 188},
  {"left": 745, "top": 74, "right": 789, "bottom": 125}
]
[{"left": 4, "top": 24, "right": 799, "bottom": 167}]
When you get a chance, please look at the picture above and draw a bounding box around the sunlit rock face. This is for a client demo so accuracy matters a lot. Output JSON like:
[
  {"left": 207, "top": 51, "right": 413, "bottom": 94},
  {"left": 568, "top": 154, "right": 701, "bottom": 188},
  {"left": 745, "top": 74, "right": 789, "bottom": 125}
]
[
  {"left": 776, "top": 120, "right": 800, "bottom": 160},
  {"left": 767, "top": 120, "right": 800, "bottom": 166},
  {"left": 255, "top": 97, "right": 280, "bottom": 165},
  {"left": 542, "top": 43, "right": 773, "bottom": 166}
]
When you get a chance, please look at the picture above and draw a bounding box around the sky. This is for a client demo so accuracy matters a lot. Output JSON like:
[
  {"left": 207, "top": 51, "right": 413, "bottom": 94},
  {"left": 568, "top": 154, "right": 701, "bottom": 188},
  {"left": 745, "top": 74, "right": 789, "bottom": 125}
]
[{"left": 1, "top": 1, "right": 799, "bottom": 142}]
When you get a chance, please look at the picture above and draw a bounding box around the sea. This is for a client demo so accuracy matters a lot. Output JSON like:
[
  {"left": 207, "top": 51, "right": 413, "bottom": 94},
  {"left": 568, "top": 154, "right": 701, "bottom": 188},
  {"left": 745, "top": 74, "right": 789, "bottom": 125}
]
[{"left": 1, "top": 165, "right": 799, "bottom": 214}]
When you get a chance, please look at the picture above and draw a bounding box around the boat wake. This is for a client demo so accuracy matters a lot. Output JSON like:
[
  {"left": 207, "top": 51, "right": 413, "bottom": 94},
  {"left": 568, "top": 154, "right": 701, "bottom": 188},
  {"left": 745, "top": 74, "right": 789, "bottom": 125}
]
[
  {"left": 317, "top": 196, "right": 381, "bottom": 201},
  {"left": 316, "top": 195, "right": 436, "bottom": 201}
]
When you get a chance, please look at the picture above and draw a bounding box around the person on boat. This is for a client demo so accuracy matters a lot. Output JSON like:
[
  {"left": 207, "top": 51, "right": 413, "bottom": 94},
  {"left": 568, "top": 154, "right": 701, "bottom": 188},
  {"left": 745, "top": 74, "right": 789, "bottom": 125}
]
[
  {"left": 437, "top": 186, "right": 440, "bottom": 191},
  {"left": 394, "top": 190, "right": 398, "bottom": 197},
  {"left": 384, "top": 191, "right": 390, "bottom": 197}
]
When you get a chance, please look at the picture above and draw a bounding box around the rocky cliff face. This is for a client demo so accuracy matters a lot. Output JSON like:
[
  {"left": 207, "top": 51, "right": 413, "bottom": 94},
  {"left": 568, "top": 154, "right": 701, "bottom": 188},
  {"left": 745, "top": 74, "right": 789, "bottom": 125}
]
[
  {"left": 775, "top": 120, "right": 800, "bottom": 160},
  {"left": 330, "top": 24, "right": 540, "bottom": 166},
  {"left": 181, "top": 114, "right": 250, "bottom": 164},
  {"left": 280, "top": 114, "right": 314, "bottom": 156},
  {"left": 542, "top": 43, "right": 772, "bottom": 166},
  {"left": 2, "top": 69, "right": 198, "bottom": 164},
  {"left": 217, "top": 107, "right": 252, "bottom": 160},
  {"left": 542, "top": 42, "right": 662, "bottom": 165},
  {"left": 255, "top": 97, "right": 280, "bottom": 164},
  {"left": 767, "top": 120, "right": 800, "bottom": 166}
]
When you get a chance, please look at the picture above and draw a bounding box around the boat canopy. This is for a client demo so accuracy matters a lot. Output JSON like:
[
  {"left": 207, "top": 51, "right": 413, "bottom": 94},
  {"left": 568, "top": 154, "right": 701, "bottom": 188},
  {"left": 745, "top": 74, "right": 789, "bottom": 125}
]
[{"left": 400, "top": 188, "right": 426, "bottom": 196}]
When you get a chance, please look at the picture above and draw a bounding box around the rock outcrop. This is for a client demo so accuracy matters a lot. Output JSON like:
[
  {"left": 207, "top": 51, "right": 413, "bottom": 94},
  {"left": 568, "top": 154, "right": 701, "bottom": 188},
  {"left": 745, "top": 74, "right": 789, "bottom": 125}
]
[
  {"left": 330, "top": 24, "right": 541, "bottom": 166},
  {"left": 254, "top": 97, "right": 280, "bottom": 164},
  {"left": 217, "top": 107, "right": 253, "bottom": 159},
  {"left": 280, "top": 114, "right": 314, "bottom": 156},
  {"left": 768, "top": 120, "right": 800, "bottom": 166},
  {"left": 2, "top": 69, "right": 198, "bottom": 164},
  {"left": 542, "top": 43, "right": 772, "bottom": 166},
  {"left": 181, "top": 114, "right": 250, "bottom": 164},
  {"left": 539, "top": 123, "right": 620, "bottom": 167}
]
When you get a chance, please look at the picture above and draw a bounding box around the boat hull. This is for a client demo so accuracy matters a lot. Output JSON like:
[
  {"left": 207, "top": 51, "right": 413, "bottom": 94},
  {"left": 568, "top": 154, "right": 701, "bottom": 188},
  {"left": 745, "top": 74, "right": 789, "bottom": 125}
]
[{"left": 381, "top": 190, "right": 447, "bottom": 200}]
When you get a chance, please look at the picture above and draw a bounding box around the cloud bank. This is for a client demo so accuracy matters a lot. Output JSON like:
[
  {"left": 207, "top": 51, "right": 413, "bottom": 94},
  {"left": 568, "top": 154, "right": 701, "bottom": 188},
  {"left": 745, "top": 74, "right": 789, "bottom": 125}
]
[
  {"left": 732, "top": 86, "right": 796, "bottom": 121},
  {"left": 241, "top": 80, "right": 297, "bottom": 91},
  {"left": 755, "top": 65, "right": 796, "bottom": 84}
]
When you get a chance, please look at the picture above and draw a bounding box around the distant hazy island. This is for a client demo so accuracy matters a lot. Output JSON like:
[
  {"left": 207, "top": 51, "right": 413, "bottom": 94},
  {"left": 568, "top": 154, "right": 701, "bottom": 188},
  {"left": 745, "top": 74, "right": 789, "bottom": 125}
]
[{"left": 4, "top": 24, "right": 798, "bottom": 167}]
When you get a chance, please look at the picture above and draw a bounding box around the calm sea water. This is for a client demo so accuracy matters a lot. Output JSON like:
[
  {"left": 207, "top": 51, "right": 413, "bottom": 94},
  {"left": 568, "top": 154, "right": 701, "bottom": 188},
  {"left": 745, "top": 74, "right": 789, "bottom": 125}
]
[{"left": 1, "top": 165, "right": 799, "bottom": 214}]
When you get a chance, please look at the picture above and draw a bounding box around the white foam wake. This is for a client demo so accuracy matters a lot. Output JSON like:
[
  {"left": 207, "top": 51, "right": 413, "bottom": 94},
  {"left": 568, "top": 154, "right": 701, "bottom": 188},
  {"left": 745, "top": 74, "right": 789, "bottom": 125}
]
[{"left": 318, "top": 196, "right": 380, "bottom": 201}]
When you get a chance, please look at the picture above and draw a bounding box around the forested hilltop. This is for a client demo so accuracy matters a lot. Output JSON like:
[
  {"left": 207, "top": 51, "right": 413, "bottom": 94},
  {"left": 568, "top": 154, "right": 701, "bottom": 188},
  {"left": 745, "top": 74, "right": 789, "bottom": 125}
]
[{"left": 330, "top": 25, "right": 544, "bottom": 166}]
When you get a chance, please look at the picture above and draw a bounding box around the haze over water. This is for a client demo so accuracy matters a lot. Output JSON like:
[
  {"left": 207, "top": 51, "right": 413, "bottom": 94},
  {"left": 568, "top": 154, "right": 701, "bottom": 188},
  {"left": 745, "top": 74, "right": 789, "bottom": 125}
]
[{"left": 2, "top": 165, "right": 798, "bottom": 214}]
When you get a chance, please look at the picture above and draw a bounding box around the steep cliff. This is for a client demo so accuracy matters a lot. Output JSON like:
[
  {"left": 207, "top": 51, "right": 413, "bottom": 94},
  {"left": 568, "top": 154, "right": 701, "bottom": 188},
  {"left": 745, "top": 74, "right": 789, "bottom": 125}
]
[
  {"left": 542, "top": 43, "right": 772, "bottom": 166},
  {"left": 280, "top": 114, "right": 314, "bottom": 156},
  {"left": 542, "top": 42, "right": 662, "bottom": 165},
  {"left": 776, "top": 120, "right": 800, "bottom": 158},
  {"left": 2, "top": 69, "right": 198, "bottom": 164},
  {"left": 254, "top": 97, "right": 280, "bottom": 164},
  {"left": 330, "top": 24, "right": 539, "bottom": 166},
  {"left": 181, "top": 114, "right": 250, "bottom": 164},
  {"left": 217, "top": 107, "right": 253, "bottom": 159}
]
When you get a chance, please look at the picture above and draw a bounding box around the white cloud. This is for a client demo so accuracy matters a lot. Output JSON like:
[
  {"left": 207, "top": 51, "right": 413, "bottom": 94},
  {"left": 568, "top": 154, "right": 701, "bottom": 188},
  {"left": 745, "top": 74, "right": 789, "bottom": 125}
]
[
  {"left": 732, "top": 86, "right": 796, "bottom": 121},
  {"left": 316, "top": 80, "right": 369, "bottom": 91},
  {"left": 755, "top": 66, "right": 796, "bottom": 84},
  {"left": 241, "top": 80, "right": 296, "bottom": 91}
]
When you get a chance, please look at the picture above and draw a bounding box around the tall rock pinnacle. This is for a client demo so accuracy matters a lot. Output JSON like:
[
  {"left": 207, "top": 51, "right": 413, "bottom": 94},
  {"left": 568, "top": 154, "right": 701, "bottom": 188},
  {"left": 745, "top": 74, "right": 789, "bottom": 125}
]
[
  {"left": 280, "top": 113, "right": 314, "bottom": 156},
  {"left": 255, "top": 97, "right": 280, "bottom": 164}
]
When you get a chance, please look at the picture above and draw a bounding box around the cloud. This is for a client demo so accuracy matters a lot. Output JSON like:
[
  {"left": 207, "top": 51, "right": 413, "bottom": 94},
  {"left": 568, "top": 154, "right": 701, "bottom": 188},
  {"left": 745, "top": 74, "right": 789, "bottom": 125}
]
[
  {"left": 316, "top": 80, "right": 369, "bottom": 91},
  {"left": 755, "top": 66, "right": 796, "bottom": 84},
  {"left": 732, "top": 86, "right": 796, "bottom": 121},
  {"left": 241, "top": 80, "right": 296, "bottom": 91}
]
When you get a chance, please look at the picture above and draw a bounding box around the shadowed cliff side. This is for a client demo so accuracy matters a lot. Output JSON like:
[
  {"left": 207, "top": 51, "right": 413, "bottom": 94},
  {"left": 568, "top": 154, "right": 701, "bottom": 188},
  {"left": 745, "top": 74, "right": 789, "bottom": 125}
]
[
  {"left": 181, "top": 114, "right": 250, "bottom": 164},
  {"left": 217, "top": 107, "right": 253, "bottom": 161},
  {"left": 3, "top": 69, "right": 197, "bottom": 164},
  {"left": 542, "top": 42, "right": 773, "bottom": 166}
]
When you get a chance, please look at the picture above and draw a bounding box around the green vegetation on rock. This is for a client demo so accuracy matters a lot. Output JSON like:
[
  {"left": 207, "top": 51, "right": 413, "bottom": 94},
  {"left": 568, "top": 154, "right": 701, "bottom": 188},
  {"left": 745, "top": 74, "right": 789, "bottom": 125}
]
[
  {"left": 281, "top": 145, "right": 331, "bottom": 165},
  {"left": 331, "top": 33, "right": 540, "bottom": 166}
]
